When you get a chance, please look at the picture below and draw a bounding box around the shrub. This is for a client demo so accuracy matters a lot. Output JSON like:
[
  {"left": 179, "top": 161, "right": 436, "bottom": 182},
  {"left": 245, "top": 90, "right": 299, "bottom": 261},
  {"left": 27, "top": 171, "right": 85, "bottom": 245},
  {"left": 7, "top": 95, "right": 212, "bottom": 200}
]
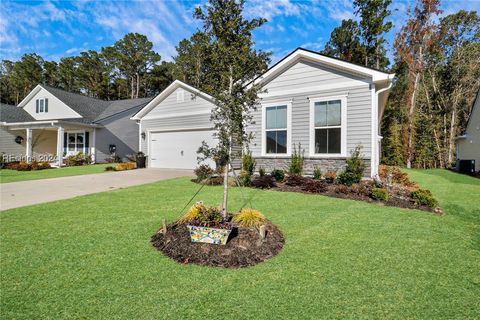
[
  {"left": 338, "top": 146, "right": 365, "bottom": 185},
  {"left": 16, "top": 160, "right": 31, "bottom": 171},
  {"left": 285, "top": 175, "right": 307, "bottom": 186},
  {"left": 105, "top": 166, "right": 115, "bottom": 171},
  {"left": 411, "top": 189, "right": 439, "bottom": 208},
  {"left": 232, "top": 208, "right": 266, "bottom": 228},
  {"left": 258, "top": 167, "right": 265, "bottom": 177},
  {"left": 114, "top": 162, "right": 136, "bottom": 171},
  {"left": 241, "top": 152, "right": 255, "bottom": 175},
  {"left": 313, "top": 166, "right": 322, "bottom": 180},
  {"left": 334, "top": 184, "right": 350, "bottom": 194},
  {"left": 65, "top": 152, "right": 92, "bottom": 166},
  {"left": 288, "top": 143, "right": 304, "bottom": 175},
  {"left": 194, "top": 164, "right": 214, "bottom": 181},
  {"left": 337, "top": 171, "right": 358, "bottom": 186},
  {"left": 324, "top": 171, "right": 337, "bottom": 183},
  {"left": 371, "top": 188, "right": 389, "bottom": 201},
  {"left": 302, "top": 179, "right": 327, "bottom": 193},
  {"left": 105, "top": 153, "right": 121, "bottom": 163},
  {"left": 179, "top": 202, "right": 205, "bottom": 224},
  {"left": 351, "top": 183, "right": 371, "bottom": 197},
  {"left": 179, "top": 202, "right": 226, "bottom": 227},
  {"left": 271, "top": 169, "right": 285, "bottom": 182},
  {"left": 251, "top": 175, "right": 276, "bottom": 189},
  {"left": 379, "top": 165, "right": 418, "bottom": 189},
  {"left": 239, "top": 170, "right": 251, "bottom": 187}
]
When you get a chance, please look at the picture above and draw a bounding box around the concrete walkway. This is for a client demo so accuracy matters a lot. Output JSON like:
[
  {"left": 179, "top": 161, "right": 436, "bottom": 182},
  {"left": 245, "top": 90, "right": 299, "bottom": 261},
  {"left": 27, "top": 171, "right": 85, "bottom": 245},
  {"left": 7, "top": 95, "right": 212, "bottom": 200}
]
[{"left": 0, "top": 168, "right": 192, "bottom": 211}]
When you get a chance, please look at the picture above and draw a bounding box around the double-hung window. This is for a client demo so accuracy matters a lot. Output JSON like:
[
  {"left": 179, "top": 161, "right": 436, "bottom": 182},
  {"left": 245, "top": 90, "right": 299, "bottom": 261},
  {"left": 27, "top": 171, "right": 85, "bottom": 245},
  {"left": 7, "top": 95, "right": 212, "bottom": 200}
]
[
  {"left": 35, "top": 98, "right": 48, "bottom": 113},
  {"left": 67, "top": 132, "right": 85, "bottom": 154},
  {"left": 311, "top": 97, "right": 346, "bottom": 156},
  {"left": 265, "top": 105, "right": 288, "bottom": 154}
]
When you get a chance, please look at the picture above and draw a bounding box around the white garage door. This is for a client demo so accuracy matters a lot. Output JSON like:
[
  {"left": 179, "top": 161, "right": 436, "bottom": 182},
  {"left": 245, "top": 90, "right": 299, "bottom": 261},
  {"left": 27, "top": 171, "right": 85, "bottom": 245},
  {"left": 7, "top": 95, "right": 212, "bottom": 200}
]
[{"left": 149, "top": 130, "right": 216, "bottom": 169}]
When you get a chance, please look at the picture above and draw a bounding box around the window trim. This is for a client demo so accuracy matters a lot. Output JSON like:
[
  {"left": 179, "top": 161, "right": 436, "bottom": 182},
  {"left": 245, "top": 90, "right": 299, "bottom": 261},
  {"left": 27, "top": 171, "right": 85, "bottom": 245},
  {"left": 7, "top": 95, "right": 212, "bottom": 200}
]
[
  {"left": 65, "top": 130, "right": 86, "bottom": 154},
  {"left": 36, "top": 98, "right": 48, "bottom": 113},
  {"left": 261, "top": 100, "right": 292, "bottom": 157},
  {"left": 309, "top": 94, "right": 347, "bottom": 158}
]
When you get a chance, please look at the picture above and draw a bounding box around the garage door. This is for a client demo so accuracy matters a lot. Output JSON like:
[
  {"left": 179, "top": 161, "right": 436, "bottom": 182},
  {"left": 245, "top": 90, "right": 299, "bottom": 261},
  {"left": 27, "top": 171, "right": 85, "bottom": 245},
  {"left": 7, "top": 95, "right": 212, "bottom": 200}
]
[{"left": 149, "top": 130, "right": 217, "bottom": 169}]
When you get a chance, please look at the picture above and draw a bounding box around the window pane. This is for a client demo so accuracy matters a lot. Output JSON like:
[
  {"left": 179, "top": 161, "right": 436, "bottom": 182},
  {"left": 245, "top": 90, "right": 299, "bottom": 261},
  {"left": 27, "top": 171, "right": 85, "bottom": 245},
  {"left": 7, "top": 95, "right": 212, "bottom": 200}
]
[
  {"left": 276, "top": 130, "right": 287, "bottom": 153},
  {"left": 315, "top": 129, "right": 328, "bottom": 153},
  {"left": 328, "top": 128, "right": 341, "bottom": 153},
  {"left": 276, "top": 106, "right": 287, "bottom": 129},
  {"left": 68, "top": 134, "right": 75, "bottom": 144},
  {"left": 266, "top": 131, "right": 277, "bottom": 154},
  {"left": 77, "top": 134, "right": 84, "bottom": 144},
  {"left": 68, "top": 144, "right": 75, "bottom": 151},
  {"left": 266, "top": 107, "right": 276, "bottom": 130},
  {"left": 327, "top": 100, "right": 341, "bottom": 126},
  {"left": 314, "top": 102, "right": 327, "bottom": 126},
  {"left": 39, "top": 99, "right": 44, "bottom": 112}
]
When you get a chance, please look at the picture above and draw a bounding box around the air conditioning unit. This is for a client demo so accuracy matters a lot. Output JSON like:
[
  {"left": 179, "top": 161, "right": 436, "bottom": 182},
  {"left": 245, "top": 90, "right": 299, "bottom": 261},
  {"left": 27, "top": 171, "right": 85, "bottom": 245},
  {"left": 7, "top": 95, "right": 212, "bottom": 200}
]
[{"left": 458, "top": 159, "right": 475, "bottom": 174}]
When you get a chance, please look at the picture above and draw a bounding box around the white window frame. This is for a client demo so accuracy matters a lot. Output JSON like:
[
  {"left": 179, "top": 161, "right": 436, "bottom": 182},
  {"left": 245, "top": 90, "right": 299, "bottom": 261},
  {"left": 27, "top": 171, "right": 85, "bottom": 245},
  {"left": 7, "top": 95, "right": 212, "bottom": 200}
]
[
  {"left": 309, "top": 94, "right": 347, "bottom": 158},
  {"left": 66, "top": 130, "right": 86, "bottom": 155},
  {"left": 261, "top": 100, "right": 292, "bottom": 157},
  {"left": 37, "top": 98, "right": 48, "bottom": 113}
]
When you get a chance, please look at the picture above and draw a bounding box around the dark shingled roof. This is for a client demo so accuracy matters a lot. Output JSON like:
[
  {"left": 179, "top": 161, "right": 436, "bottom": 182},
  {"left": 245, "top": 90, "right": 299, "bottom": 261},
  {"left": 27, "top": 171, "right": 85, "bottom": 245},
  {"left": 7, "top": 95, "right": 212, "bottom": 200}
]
[
  {"left": 0, "top": 103, "right": 35, "bottom": 123},
  {"left": 95, "top": 97, "right": 152, "bottom": 121}
]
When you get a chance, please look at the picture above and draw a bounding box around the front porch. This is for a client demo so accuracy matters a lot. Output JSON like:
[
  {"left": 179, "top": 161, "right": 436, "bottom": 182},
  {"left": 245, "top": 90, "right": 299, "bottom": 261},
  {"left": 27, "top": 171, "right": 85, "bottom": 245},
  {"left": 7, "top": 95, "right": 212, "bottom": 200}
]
[{"left": 3, "top": 121, "right": 100, "bottom": 166}]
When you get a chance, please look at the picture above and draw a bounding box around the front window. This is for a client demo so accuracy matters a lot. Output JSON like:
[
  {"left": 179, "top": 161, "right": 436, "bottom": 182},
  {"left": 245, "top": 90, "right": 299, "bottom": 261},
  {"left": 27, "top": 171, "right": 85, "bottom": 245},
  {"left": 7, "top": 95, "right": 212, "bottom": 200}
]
[
  {"left": 265, "top": 105, "right": 287, "bottom": 154},
  {"left": 67, "top": 132, "right": 85, "bottom": 153},
  {"left": 314, "top": 99, "right": 341, "bottom": 154},
  {"left": 36, "top": 98, "right": 48, "bottom": 113}
]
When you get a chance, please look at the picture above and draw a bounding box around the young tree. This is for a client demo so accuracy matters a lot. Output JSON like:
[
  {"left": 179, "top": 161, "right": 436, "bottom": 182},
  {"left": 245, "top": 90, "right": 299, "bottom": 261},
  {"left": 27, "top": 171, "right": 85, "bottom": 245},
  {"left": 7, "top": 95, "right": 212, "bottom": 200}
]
[
  {"left": 113, "top": 33, "right": 161, "bottom": 99},
  {"left": 354, "top": 0, "right": 393, "bottom": 70},
  {"left": 394, "top": 0, "right": 441, "bottom": 168},
  {"left": 321, "top": 19, "right": 366, "bottom": 65},
  {"left": 194, "top": 0, "right": 270, "bottom": 217}
]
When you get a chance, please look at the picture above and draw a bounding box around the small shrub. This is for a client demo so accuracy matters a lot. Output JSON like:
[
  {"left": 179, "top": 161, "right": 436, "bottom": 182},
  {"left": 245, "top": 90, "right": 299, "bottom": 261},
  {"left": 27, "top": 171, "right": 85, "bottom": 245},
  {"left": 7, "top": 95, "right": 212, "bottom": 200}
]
[
  {"left": 302, "top": 179, "right": 327, "bottom": 193},
  {"left": 179, "top": 202, "right": 204, "bottom": 224},
  {"left": 180, "top": 202, "right": 226, "bottom": 227},
  {"left": 379, "top": 165, "right": 418, "bottom": 189},
  {"left": 232, "top": 208, "right": 266, "bottom": 228},
  {"left": 16, "top": 160, "right": 31, "bottom": 171},
  {"left": 351, "top": 183, "right": 371, "bottom": 197},
  {"left": 239, "top": 170, "right": 251, "bottom": 187},
  {"left": 313, "top": 166, "right": 322, "bottom": 180},
  {"left": 334, "top": 184, "right": 350, "bottom": 194},
  {"left": 39, "top": 161, "right": 51, "bottom": 170},
  {"left": 194, "top": 164, "right": 214, "bottom": 181},
  {"left": 105, "top": 152, "right": 121, "bottom": 163},
  {"left": 324, "top": 171, "right": 337, "bottom": 183},
  {"left": 251, "top": 175, "right": 276, "bottom": 189},
  {"left": 258, "top": 167, "right": 265, "bottom": 176},
  {"left": 114, "top": 162, "right": 136, "bottom": 171},
  {"left": 200, "top": 176, "right": 236, "bottom": 186},
  {"left": 288, "top": 143, "right": 304, "bottom": 175},
  {"left": 271, "top": 169, "right": 285, "bottom": 182},
  {"left": 285, "top": 175, "right": 307, "bottom": 186},
  {"left": 105, "top": 166, "right": 115, "bottom": 171},
  {"left": 411, "top": 189, "right": 439, "bottom": 208},
  {"left": 65, "top": 152, "right": 92, "bottom": 166},
  {"left": 371, "top": 188, "right": 389, "bottom": 201},
  {"left": 241, "top": 152, "right": 255, "bottom": 175},
  {"left": 337, "top": 171, "right": 359, "bottom": 186}
]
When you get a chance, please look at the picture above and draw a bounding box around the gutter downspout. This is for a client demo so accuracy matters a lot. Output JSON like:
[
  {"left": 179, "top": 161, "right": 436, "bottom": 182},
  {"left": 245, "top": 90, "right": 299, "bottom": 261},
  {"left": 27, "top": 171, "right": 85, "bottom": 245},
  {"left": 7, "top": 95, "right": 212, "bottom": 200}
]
[{"left": 373, "top": 80, "right": 393, "bottom": 177}]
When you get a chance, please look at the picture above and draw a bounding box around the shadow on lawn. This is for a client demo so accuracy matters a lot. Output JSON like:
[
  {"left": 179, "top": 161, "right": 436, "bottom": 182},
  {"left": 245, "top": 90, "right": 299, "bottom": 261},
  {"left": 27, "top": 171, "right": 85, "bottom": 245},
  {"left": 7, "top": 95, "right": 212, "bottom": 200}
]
[
  {"left": 444, "top": 203, "right": 480, "bottom": 251},
  {"left": 425, "top": 169, "right": 480, "bottom": 186}
]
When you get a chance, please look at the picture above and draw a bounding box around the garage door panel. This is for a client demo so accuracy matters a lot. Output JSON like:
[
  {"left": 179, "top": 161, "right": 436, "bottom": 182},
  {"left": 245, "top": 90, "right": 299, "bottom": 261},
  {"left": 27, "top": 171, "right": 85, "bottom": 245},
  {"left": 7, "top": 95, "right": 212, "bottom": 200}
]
[{"left": 149, "top": 130, "right": 216, "bottom": 169}]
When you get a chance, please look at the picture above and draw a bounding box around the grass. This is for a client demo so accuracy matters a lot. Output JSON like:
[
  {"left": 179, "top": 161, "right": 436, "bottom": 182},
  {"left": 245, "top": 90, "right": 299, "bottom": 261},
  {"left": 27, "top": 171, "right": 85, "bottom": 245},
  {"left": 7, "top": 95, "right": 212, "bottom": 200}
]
[
  {"left": 0, "top": 164, "right": 112, "bottom": 183},
  {"left": 1, "top": 169, "right": 479, "bottom": 319}
]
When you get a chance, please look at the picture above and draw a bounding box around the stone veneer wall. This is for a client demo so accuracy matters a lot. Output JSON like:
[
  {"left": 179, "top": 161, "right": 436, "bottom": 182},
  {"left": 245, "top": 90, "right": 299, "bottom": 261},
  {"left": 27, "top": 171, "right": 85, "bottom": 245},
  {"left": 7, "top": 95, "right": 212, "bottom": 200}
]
[{"left": 254, "top": 157, "right": 371, "bottom": 177}]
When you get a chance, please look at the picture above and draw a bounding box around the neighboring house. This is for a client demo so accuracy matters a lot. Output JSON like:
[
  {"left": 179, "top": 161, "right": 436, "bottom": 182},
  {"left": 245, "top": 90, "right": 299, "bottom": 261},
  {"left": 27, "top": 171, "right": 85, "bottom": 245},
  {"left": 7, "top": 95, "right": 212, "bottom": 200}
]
[
  {"left": 456, "top": 89, "right": 480, "bottom": 173},
  {"left": 133, "top": 48, "right": 394, "bottom": 177},
  {"left": 0, "top": 84, "right": 151, "bottom": 165}
]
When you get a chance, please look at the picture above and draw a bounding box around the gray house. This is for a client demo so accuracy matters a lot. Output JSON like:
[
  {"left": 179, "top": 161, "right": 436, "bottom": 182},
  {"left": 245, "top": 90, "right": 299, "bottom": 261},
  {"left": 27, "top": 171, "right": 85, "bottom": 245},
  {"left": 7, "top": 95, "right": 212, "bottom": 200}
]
[
  {"left": 133, "top": 48, "right": 394, "bottom": 177},
  {"left": 0, "top": 84, "right": 150, "bottom": 165},
  {"left": 456, "top": 89, "right": 480, "bottom": 173}
]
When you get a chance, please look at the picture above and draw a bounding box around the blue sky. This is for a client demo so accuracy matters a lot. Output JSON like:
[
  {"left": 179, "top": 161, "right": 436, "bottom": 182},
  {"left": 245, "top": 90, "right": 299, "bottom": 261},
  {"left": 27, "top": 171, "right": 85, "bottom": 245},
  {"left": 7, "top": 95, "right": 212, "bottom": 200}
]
[{"left": 1, "top": 0, "right": 479, "bottom": 65}]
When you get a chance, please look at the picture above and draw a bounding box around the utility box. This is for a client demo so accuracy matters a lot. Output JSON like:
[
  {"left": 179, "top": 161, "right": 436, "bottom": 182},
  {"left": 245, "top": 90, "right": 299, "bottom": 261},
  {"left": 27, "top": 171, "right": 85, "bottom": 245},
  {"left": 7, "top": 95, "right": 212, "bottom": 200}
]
[{"left": 458, "top": 159, "right": 475, "bottom": 174}]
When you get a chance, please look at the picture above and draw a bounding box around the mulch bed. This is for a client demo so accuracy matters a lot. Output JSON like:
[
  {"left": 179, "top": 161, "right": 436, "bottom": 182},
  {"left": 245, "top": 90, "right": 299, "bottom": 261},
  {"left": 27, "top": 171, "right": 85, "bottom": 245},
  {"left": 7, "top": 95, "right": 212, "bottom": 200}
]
[
  {"left": 273, "top": 182, "right": 441, "bottom": 214},
  {"left": 151, "top": 220, "right": 285, "bottom": 268}
]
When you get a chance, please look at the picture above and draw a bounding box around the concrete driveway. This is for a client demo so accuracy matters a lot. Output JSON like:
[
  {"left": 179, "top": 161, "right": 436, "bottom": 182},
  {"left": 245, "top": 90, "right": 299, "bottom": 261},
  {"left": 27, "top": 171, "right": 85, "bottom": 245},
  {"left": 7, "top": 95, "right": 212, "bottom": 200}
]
[{"left": 0, "top": 168, "right": 192, "bottom": 211}]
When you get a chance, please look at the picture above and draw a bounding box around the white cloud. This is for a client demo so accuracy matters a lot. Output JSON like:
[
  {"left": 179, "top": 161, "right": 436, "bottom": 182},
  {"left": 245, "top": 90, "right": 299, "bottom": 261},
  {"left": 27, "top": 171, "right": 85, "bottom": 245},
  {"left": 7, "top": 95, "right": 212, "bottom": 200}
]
[{"left": 245, "top": 0, "right": 302, "bottom": 21}]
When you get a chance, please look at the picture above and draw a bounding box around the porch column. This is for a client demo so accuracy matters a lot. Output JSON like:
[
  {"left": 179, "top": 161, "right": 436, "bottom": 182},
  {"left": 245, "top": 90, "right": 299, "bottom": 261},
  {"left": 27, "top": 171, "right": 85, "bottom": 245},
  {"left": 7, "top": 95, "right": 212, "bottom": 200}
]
[
  {"left": 91, "top": 128, "right": 96, "bottom": 163},
  {"left": 25, "top": 128, "right": 32, "bottom": 163},
  {"left": 57, "top": 127, "right": 64, "bottom": 167}
]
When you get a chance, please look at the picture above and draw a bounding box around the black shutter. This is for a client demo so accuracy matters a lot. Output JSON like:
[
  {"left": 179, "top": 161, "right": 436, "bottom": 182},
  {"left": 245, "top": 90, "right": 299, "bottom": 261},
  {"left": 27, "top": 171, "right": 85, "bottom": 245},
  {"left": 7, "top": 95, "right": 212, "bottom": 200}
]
[
  {"left": 63, "top": 132, "right": 67, "bottom": 154},
  {"left": 36, "top": 99, "right": 39, "bottom": 113},
  {"left": 85, "top": 131, "right": 89, "bottom": 153},
  {"left": 45, "top": 98, "right": 48, "bottom": 112}
]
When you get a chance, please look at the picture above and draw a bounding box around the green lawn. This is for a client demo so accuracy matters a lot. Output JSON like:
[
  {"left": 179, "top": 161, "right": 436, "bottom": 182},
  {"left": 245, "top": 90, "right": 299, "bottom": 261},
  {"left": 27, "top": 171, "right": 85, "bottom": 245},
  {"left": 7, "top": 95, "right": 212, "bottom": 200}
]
[
  {"left": 0, "top": 164, "right": 112, "bottom": 183},
  {"left": 1, "top": 170, "right": 479, "bottom": 319}
]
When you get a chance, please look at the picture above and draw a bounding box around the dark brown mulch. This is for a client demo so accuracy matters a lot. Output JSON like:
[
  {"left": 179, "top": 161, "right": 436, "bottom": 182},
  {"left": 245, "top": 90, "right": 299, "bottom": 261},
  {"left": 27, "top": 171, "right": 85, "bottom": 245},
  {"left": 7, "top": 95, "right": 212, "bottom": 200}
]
[{"left": 151, "top": 220, "right": 285, "bottom": 268}]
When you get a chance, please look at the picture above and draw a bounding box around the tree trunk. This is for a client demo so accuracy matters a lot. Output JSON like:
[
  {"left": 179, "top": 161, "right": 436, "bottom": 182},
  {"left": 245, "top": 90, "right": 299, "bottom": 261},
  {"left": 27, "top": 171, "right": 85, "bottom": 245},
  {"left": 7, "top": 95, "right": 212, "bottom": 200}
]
[
  {"left": 136, "top": 73, "right": 140, "bottom": 99},
  {"left": 130, "top": 76, "right": 134, "bottom": 99},
  {"left": 447, "top": 108, "right": 456, "bottom": 166},
  {"left": 221, "top": 68, "right": 234, "bottom": 219},
  {"left": 406, "top": 72, "right": 420, "bottom": 169}
]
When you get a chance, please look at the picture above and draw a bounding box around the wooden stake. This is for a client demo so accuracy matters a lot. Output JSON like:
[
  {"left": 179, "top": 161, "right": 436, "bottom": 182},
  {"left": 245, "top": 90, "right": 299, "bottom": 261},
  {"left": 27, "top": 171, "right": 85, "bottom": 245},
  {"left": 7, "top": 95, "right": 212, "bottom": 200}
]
[
  {"left": 259, "top": 225, "right": 266, "bottom": 240},
  {"left": 162, "top": 218, "right": 167, "bottom": 234}
]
